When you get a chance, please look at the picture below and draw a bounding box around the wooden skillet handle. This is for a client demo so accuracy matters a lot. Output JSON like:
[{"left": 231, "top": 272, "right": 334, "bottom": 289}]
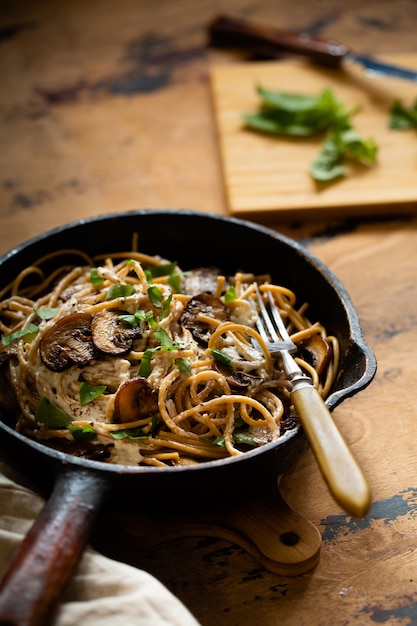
[{"left": 0, "top": 466, "right": 109, "bottom": 626}]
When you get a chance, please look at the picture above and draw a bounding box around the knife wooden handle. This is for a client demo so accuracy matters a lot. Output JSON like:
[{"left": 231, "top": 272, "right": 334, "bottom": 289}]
[
  {"left": 291, "top": 383, "right": 371, "bottom": 518},
  {"left": 209, "top": 15, "right": 348, "bottom": 68}
]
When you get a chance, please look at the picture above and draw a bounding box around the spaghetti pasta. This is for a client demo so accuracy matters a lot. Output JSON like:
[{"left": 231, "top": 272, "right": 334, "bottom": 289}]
[{"left": 0, "top": 248, "right": 339, "bottom": 467}]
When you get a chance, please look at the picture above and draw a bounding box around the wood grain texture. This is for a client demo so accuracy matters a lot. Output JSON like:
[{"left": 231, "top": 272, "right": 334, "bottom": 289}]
[
  {"left": 1, "top": 1, "right": 417, "bottom": 624},
  {"left": 210, "top": 56, "right": 417, "bottom": 219}
]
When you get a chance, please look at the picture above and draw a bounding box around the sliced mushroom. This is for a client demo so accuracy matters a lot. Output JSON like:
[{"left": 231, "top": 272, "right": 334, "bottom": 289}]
[
  {"left": 114, "top": 377, "right": 158, "bottom": 424},
  {"left": 298, "top": 334, "right": 331, "bottom": 376},
  {"left": 40, "top": 313, "right": 95, "bottom": 372},
  {"left": 214, "top": 360, "right": 260, "bottom": 393},
  {"left": 181, "top": 293, "right": 229, "bottom": 346},
  {"left": 91, "top": 309, "right": 141, "bottom": 356},
  {"left": 181, "top": 267, "right": 222, "bottom": 296}
]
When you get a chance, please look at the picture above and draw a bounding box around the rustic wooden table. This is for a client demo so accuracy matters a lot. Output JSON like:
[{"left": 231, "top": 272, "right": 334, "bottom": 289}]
[{"left": 1, "top": 1, "right": 417, "bottom": 624}]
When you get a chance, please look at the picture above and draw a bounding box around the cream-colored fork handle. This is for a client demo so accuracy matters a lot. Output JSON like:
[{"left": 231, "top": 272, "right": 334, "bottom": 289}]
[{"left": 291, "top": 383, "right": 371, "bottom": 518}]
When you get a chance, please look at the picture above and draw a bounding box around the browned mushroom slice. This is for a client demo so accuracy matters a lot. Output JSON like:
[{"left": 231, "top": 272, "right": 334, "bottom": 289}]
[
  {"left": 40, "top": 313, "right": 95, "bottom": 372},
  {"left": 91, "top": 309, "right": 142, "bottom": 356},
  {"left": 181, "top": 293, "right": 229, "bottom": 345},
  {"left": 214, "top": 360, "right": 260, "bottom": 392},
  {"left": 114, "top": 377, "right": 158, "bottom": 423},
  {"left": 181, "top": 267, "right": 221, "bottom": 296},
  {"left": 298, "top": 334, "right": 331, "bottom": 376}
]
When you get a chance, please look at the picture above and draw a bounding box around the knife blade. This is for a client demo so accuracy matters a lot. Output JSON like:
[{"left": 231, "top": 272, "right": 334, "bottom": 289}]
[{"left": 209, "top": 15, "right": 417, "bottom": 82}]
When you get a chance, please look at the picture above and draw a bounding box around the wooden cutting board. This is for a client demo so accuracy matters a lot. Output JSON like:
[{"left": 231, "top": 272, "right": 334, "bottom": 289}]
[{"left": 210, "top": 55, "right": 417, "bottom": 220}]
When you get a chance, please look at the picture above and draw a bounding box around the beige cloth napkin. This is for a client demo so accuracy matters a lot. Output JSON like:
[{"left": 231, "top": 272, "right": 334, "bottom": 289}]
[{"left": 0, "top": 460, "right": 201, "bottom": 626}]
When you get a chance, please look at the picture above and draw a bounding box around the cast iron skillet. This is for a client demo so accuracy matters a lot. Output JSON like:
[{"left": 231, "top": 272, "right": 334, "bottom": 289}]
[{"left": 0, "top": 210, "right": 377, "bottom": 625}]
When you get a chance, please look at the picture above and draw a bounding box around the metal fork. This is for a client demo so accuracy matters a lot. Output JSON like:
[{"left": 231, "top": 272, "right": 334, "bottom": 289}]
[{"left": 252, "top": 284, "right": 371, "bottom": 518}]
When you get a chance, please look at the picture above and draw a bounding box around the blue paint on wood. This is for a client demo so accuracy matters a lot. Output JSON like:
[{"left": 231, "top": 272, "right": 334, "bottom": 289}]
[{"left": 321, "top": 487, "right": 417, "bottom": 542}]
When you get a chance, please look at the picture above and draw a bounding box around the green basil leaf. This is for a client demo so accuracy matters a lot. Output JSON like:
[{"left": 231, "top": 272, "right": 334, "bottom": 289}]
[
  {"left": 340, "top": 129, "right": 378, "bottom": 163},
  {"left": 68, "top": 424, "right": 97, "bottom": 442},
  {"left": 211, "top": 348, "right": 234, "bottom": 368},
  {"left": 1, "top": 323, "right": 39, "bottom": 346},
  {"left": 233, "top": 431, "right": 257, "bottom": 447},
  {"left": 106, "top": 284, "right": 136, "bottom": 300},
  {"left": 168, "top": 271, "right": 182, "bottom": 292},
  {"left": 224, "top": 285, "right": 237, "bottom": 304},
  {"left": 176, "top": 357, "right": 191, "bottom": 374},
  {"left": 147, "top": 285, "right": 163, "bottom": 308},
  {"left": 309, "top": 136, "right": 346, "bottom": 182},
  {"left": 244, "top": 84, "right": 377, "bottom": 184},
  {"left": 153, "top": 327, "right": 173, "bottom": 348},
  {"left": 90, "top": 267, "right": 104, "bottom": 286},
  {"left": 256, "top": 85, "right": 322, "bottom": 112},
  {"left": 159, "top": 294, "right": 172, "bottom": 321},
  {"left": 79, "top": 382, "right": 107, "bottom": 405},
  {"left": 389, "top": 99, "right": 417, "bottom": 129},
  {"left": 139, "top": 348, "right": 154, "bottom": 377},
  {"left": 117, "top": 312, "right": 140, "bottom": 327},
  {"left": 111, "top": 426, "right": 148, "bottom": 440},
  {"left": 146, "top": 261, "right": 177, "bottom": 279},
  {"left": 35, "top": 397, "right": 71, "bottom": 428},
  {"left": 34, "top": 306, "right": 59, "bottom": 320}
]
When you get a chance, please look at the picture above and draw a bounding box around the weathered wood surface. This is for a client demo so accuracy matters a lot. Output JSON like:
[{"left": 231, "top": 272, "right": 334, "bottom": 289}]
[{"left": 1, "top": 1, "right": 417, "bottom": 624}]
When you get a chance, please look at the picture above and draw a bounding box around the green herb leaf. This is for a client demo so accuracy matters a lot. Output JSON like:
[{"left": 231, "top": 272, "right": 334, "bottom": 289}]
[
  {"left": 168, "top": 271, "right": 182, "bottom": 292},
  {"left": 121, "top": 309, "right": 157, "bottom": 328},
  {"left": 233, "top": 431, "right": 257, "bottom": 447},
  {"left": 79, "top": 382, "right": 107, "bottom": 405},
  {"left": 389, "top": 99, "right": 417, "bottom": 129},
  {"left": 1, "top": 323, "right": 39, "bottom": 346},
  {"left": 176, "top": 357, "right": 192, "bottom": 374},
  {"left": 256, "top": 86, "right": 322, "bottom": 112},
  {"left": 111, "top": 426, "right": 148, "bottom": 440},
  {"left": 145, "top": 261, "right": 177, "bottom": 279},
  {"left": 153, "top": 327, "right": 174, "bottom": 348},
  {"left": 34, "top": 306, "right": 59, "bottom": 320},
  {"left": 147, "top": 285, "right": 164, "bottom": 308},
  {"left": 159, "top": 293, "right": 172, "bottom": 320},
  {"left": 224, "top": 285, "right": 237, "bottom": 304},
  {"left": 244, "top": 85, "right": 377, "bottom": 183},
  {"left": 310, "top": 130, "right": 377, "bottom": 182},
  {"left": 139, "top": 348, "right": 154, "bottom": 377},
  {"left": 117, "top": 312, "right": 141, "bottom": 328},
  {"left": 106, "top": 284, "right": 136, "bottom": 300},
  {"left": 68, "top": 424, "right": 97, "bottom": 442},
  {"left": 244, "top": 86, "right": 350, "bottom": 137},
  {"left": 90, "top": 267, "right": 105, "bottom": 286},
  {"left": 35, "top": 397, "right": 71, "bottom": 428},
  {"left": 309, "top": 135, "right": 346, "bottom": 182},
  {"left": 211, "top": 348, "right": 234, "bottom": 368}
]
